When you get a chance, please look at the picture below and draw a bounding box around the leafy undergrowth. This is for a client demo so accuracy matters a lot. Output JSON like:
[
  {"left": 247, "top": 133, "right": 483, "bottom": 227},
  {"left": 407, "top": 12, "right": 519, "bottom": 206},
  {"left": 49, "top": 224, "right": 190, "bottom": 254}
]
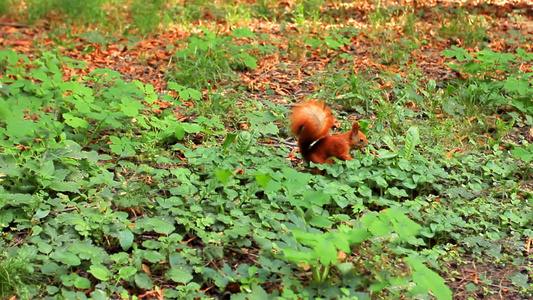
[{"left": 1, "top": 1, "right": 533, "bottom": 299}]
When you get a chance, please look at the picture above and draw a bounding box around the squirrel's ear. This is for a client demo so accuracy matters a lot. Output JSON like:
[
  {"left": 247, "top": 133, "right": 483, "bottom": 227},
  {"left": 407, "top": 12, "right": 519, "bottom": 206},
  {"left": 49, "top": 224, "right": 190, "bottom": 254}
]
[{"left": 351, "top": 122, "right": 361, "bottom": 132}]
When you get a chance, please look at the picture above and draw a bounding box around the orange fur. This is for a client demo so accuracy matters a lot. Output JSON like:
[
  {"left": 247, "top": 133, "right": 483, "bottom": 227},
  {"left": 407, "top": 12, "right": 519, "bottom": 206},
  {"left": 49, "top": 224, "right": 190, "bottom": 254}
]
[{"left": 290, "top": 101, "right": 368, "bottom": 171}]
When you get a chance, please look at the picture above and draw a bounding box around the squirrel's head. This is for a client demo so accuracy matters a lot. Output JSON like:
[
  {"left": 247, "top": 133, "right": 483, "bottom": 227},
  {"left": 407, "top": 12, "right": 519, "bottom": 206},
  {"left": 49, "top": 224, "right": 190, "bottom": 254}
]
[{"left": 350, "top": 122, "right": 369, "bottom": 150}]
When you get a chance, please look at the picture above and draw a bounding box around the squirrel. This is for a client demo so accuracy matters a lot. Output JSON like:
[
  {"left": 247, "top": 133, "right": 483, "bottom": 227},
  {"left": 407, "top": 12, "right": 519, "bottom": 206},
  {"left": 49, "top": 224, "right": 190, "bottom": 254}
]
[{"left": 289, "top": 101, "right": 368, "bottom": 169}]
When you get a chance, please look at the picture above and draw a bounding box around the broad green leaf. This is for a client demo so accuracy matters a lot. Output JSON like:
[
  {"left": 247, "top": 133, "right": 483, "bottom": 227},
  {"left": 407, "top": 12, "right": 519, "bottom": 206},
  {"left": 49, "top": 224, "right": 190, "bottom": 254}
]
[
  {"left": 40, "top": 160, "right": 55, "bottom": 177},
  {"left": 357, "top": 185, "right": 372, "bottom": 197},
  {"left": 303, "top": 190, "right": 331, "bottom": 206},
  {"left": 255, "top": 173, "right": 271, "bottom": 189},
  {"left": 141, "top": 218, "right": 175, "bottom": 236},
  {"left": 135, "top": 273, "right": 153, "bottom": 289},
  {"left": 118, "top": 266, "right": 137, "bottom": 279},
  {"left": 89, "top": 265, "right": 110, "bottom": 281},
  {"left": 405, "top": 256, "right": 452, "bottom": 300},
  {"left": 0, "top": 209, "right": 14, "bottom": 228},
  {"left": 388, "top": 187, "right": 409, "bottom": 198},
  {"left": 442, "top": 45, "right": 473, "bottom": 61},
  {"left": 174, "top": 124, "right": 186, "bottom": 139},
  {"left": 118, "top": 229, "right": 134, "bottom": 250},
  {"left": 215, "top": 169, "right": 232, "bottom": 184},
  {"left": 181, "top": 123, "right": 203, "bottom": 133},
  {"left": 74, "top": 276, "right": 91, "bottom": 289},
  {"left": 243, "top": 55, "right": 258, "bottom": 69},
  {"left": 309, "top": 215, "right": 333, "bottom": 228},
  {"left": 236, "top": 130, "right": 253, "bottom": 153},
  {"left": 361, "top": 213, "right": 389, "bottom": 236},
  {"left": 34, "top": 208, "right": 50, "bottom": 219},
  {"left": 282, "top": 248, "right": 313, "bottom": 263},
  {"left": 63, "top": 113, "right": 89, "bottom": 129},
  {"left": 374, "top": 175, "right": 388, "bottom": 188},
  {"left": 186, "top": 88, "right": 202, "bottom": 100},
  {"left": 222, "top": 133, "right": 238, "bottom": 149},
  {"left": 511, "top": 147, "right": 533, "bottom": 163},
  {"left": 37, "top": 241, "right": 53, "bottom": 254},
  {"left": 385, "top": 209, "right": 422, "bottom": 240},
  {"left": 51, "top": 250, "right": 81, "bottom": 266},
  {"left": 509, "top": 272, "right": 529, "bottom": 289},
  {"left": 376, "top": 149, "right": 398, "bottom": 159},
  {"left": 344, "top": 227, "right": 371, "bottom": 244},
  {"left": 232, "top": 27, "right": 256, "bottom": 38},
  {"left": 168, "top": 268, "right": 193, "bottom": 283},
  {"left": 120, "top": 97, "right": 144, "bottom": 117},
  {"left": 49, "top": 181, "right": 80, "bottom": 193},
  {"left": 167, "top": 81, "right": 183, "bottom": 91},
  {"left": 314, "top": 240, "right": 337, "bottom": 266},
  {"left": 404, "top": 126, "right": 420, "bottom": 160},
  {"left": 247, "top": 283, "right": 268, "bottom": 298}
]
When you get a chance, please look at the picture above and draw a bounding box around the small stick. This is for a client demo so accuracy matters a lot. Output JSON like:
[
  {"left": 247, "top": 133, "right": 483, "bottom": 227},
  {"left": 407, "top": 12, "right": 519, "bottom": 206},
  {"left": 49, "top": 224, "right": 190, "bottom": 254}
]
[{"left": 0, "top": 22, "right": 30, "bottom": 28}]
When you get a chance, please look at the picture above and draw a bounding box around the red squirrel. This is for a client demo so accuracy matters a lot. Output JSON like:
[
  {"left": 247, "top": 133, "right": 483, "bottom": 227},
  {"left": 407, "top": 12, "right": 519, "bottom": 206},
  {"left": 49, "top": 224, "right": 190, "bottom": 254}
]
[{"left": 290, "top": 101, "right": 368, "bottom": 169}]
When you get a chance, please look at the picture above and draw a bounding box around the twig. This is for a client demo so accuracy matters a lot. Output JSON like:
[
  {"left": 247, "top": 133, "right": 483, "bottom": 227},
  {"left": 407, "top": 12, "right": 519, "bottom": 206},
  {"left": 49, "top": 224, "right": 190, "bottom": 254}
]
[
  {"left": 261, "top": 134, "right": 297, "bottom": 147},
  {"left": 0, "top": 22, "right": 30, "bottom": 28}
]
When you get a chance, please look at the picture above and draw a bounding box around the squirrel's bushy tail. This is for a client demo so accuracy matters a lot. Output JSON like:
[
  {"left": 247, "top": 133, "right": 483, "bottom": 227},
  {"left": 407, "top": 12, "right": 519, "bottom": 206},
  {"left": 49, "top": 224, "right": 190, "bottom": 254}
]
[{"left": 290, "top": 101, "right": 335, "bottom": 155}]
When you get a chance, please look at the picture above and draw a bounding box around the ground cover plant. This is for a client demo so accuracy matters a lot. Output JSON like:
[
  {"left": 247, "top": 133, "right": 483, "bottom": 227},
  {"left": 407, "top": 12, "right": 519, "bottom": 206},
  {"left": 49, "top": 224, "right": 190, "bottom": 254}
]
[{"left": 0, "top": 0, "right": 532, "bottom": 299}]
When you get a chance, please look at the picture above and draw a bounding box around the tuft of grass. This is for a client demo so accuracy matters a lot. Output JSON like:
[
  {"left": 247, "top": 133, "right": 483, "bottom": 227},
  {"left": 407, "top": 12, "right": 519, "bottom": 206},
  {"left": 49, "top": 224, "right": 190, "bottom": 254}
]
[
  {"left": 168, "top": 27, "right": 258, "bottom": 90},
  {"left": 225, "top": 4, "right": 252, "bottom": 27},
  {"left": 129, "top": 0, "right": 166, "bottom": 37},
  {"left": 0, "top": 0, "right": 10, "bottom": 16},
  {"left": 438, "top": 7, "right": 489, "bottom": 48},
  {"left": 25, "top": 0, "right": 107, "bottom": 27}
]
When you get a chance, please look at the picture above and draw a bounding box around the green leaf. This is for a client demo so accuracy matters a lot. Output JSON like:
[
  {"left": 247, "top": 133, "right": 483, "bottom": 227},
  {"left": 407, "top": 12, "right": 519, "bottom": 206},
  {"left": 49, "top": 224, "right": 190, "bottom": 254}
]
[
  {"left": 361, "top": 213, "right": 390, "bottom": 236},
  {"left": 247, "top": 283, "right": 269, "bottom": 298},
  {"left": 282, "top": 247, "right": 313, "bottom": 263},
  {"left": 442, "top": 45, "right": 473, "bottom": 61},
  {"left": 314, "top": 239, "right": 337, "bottom": 266},
  {"left": 174, "top": 124, "right": 186, "bottom": 139},
  {"left": 63, "top": 113, "right": 89, "bottom": 129},
  {"left": 40, "top": 160, "right": 55, "bottom": 177},
  {"left": 243, "top": 55, "right": 258, "bottom": 69},
  {"left": 135, "top": 273, "right": 153, "bottom": 289},
  {"left": 511, "top": 147, "right": 533, "bottom": 163},
  {"left": 120, "top": 97, "right": 144, "bottom": 117},
  {"left": 222, "top": 132, "right": 238, "bottom": 149},
  {"left": 376, "top": 149, "right": 398, "bottom": 159},
  {"left": 51, "top": 250, "right": 81, "bottom": 266},
  {"left": 405, "top": 256, "right": 452, "bottom": 300},
  {"left": 181, "top": 123, "right": 203, "bottom": 133},
  {"left": 236, "top": 130, "right": 253, "bottom": 153},
  {"left": 385, "top": 209, "right": 422, "bottom": 240},
  {"left": 509, "top": 272, "right": 529, "bottom": 289},
  {"left": 374, "top": 175, "right": 388, "bottom": 188},
  {"left": 309, "top": 215, "right": 333, "bottom": 228},
  {"left": 344, "top": 227, "right": 371, "bottom": 244},
  {"left": 216, "top": 169, "right": 232, "bottom": 184},
  {"left": 49, "top": 181, "right": 80, "bottom": 193},
  {"left": 186, "top": 88, "right": 202, "bottom": 100},
  {"left": 167, "top": 81, "right": 184, "bottom": 91},
  {"left": 303, "top": 190, "right": 331, "bottom": 206},
  {"left": 118, "top": 229, "right": 134, "bottom": 250},
  {"left": 404, "top": 126, "right": 420, "bottom": 160},
  {"left": 357, "top": 185, "right": 372, "bottom": 197},
  {"left": 137, "top": 217, "right": 175, "bottom": 235},
  {"left": 89, "top": 265, "right": 110, "bottom": 281},
  {"left": 232, "top": 27, "right": 256, "bottom": 38},
  {"left": 0, "top": 209, "right": 14, "bottom": 228},
  {"left": 168, "top": 268, "right": 193, "bottom": 283},
  {"left": 74, "top": 276, "right": 91, "bottom": 289},
  {"left": 255, "top": 173, "right": 271, "bottom": 189},
  {"left": 388, "top": 187, "right": 409, "bottom": 198},
  {"left": 34, "top": 208, "right": 50, "bottom": 219},
  {"left": 118, "top": 266, "right": 137, "bottom": 279}
]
